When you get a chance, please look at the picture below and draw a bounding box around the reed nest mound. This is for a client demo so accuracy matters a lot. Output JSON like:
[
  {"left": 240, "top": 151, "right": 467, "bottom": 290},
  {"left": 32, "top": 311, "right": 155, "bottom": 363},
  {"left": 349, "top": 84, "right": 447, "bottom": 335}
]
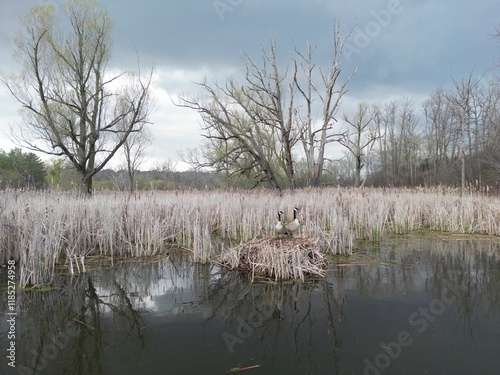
[{"left": 219, "top": 236, "right": 326, "bottom": 282}]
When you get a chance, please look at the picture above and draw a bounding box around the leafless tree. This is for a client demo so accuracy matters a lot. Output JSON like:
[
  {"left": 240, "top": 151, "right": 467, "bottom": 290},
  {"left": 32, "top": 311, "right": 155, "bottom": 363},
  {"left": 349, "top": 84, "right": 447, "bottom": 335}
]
[
  {"left": 371, "top": 99, "right": 421, "bottom": 186},
  {"left": 178, "top": 81, "right": 282, "bottom": 189},
  {"left": 339, "top": 102, "right": 379, "bottom": 186},
  {"left": 240, "top": 43, "right": 298, "bottom": 188},
  {"left": 294, "top": 24, "right": 356, "bottom": 186},
  {"left": 177, "top": 41, "right": 297, "bottom": 189},
  {"left": 446, "top": 73, "right": 483, "bottom": 194},
  {"left": 398, "top": 99, "right": 421, "bottom": 186},
  {"left": 421, "top": 87, "right": 458, "bottom": 185},
  {"left": 1, "top": 0, "right": 154, "bottom": 195},
  {"left": 122, "top": 126, "right": 152, "bottom": 192},
  {"left": 474, "top": 77, "right": 500, "bottom": 178},
  {"left": 373, "top": 101, "right": 399, "bottom": 185},
  {"left": 179, "top": 25, "right": 354, "bottom": 189}
]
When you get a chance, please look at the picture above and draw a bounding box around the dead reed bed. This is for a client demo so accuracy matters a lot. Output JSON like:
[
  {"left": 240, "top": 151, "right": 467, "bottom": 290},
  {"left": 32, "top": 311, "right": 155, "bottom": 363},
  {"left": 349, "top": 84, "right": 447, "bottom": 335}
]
[
  {"left": 1, "top": 187, "right": 500, "bottom": 286},
  {"left": 218, "top": 237, "right": 326, "bottom": 282}
]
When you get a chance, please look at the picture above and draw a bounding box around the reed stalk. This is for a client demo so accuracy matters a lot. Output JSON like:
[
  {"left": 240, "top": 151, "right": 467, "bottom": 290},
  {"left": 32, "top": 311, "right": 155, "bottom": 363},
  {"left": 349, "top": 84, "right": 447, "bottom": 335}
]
[{"left": 1, "top": 187, "right": 500, "bottom": 286}]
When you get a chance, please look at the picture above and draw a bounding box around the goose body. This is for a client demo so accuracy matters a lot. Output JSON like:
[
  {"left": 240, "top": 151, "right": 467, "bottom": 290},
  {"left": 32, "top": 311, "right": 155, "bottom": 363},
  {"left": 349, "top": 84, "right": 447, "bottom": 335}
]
[
  {"left": 275, "top": 210, "right": 287, "bottom": 235},
  {"left": 284, "top": 207, "right": 300, "bottom": 235}
]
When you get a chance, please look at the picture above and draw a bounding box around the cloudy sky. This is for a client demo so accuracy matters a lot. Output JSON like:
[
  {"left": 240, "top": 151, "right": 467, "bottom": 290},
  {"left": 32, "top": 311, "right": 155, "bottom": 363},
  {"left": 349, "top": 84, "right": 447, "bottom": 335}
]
[{"left": 0, "top": 0, "right": 498, "bottom": 169}]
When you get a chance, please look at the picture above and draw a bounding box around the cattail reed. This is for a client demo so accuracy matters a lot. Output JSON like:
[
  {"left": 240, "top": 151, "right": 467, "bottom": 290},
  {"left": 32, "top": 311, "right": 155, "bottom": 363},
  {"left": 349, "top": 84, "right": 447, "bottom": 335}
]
[{"left": 1, "top": 187, "right": 500, "bottom": 286}]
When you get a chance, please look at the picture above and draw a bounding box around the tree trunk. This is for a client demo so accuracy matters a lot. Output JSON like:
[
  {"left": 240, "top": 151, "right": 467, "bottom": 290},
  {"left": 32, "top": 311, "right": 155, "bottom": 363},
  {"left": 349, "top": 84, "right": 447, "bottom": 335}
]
[{"left": 81, "top": 175, "right": 93, "bottom": 196}]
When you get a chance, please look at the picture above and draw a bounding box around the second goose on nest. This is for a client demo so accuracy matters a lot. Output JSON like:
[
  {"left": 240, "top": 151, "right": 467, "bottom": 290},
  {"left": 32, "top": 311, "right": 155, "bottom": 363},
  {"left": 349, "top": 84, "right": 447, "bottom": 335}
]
[
  {"left": 284, "top": 207, "right": 300, "bottom": 235},
  {"left": 275, "top": 210, "right": 287, "bottom": 235}
]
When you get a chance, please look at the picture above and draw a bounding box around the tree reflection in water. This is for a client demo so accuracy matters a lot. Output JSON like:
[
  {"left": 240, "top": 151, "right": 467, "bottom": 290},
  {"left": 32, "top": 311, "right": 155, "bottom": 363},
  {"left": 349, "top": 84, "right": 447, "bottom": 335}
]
[{"left": 1, "top": 235, "right": 499, "bottom": 374}]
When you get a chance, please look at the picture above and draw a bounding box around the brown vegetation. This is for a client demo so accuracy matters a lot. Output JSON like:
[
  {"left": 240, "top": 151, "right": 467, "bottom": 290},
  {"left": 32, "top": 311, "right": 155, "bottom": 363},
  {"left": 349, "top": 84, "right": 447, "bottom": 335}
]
[
  {"left": 1, "top": 187, "right": 500, "bottom": 286},
  {"left": 218, "top": 237, "right": 326, "bottom": 282}
]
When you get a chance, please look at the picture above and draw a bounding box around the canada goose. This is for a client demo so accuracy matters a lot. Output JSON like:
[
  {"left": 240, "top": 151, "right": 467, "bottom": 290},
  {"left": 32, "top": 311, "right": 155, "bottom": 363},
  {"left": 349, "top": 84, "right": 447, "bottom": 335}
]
[
  {"left": 275, "top": 210, "right": 287, "bottom": 235},
  {"left": 284, "top": 207, "right": 300, "bottom": 235}
]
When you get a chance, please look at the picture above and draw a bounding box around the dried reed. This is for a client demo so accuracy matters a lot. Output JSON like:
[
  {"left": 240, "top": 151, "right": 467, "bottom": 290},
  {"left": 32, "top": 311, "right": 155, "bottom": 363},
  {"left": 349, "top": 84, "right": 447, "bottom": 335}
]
[
  {"left": 1, "top": 187, "right": 500, "bottom": 286},
  {"left": 218, "top": 237, "right": 325, "bottom": 281}
]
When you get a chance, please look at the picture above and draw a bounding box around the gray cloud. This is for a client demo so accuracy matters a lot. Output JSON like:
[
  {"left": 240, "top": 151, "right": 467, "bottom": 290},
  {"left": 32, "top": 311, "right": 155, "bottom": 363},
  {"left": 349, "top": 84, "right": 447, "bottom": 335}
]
[{"left": 0, "top": 0, "right": 498, "bottom": 165}]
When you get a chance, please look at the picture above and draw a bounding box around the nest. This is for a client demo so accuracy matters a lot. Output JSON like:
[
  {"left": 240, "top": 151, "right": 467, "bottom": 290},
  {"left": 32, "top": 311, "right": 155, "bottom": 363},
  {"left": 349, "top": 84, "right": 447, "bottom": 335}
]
[{"left": 218, "top": 236, "right": 325, "bottom": 282}]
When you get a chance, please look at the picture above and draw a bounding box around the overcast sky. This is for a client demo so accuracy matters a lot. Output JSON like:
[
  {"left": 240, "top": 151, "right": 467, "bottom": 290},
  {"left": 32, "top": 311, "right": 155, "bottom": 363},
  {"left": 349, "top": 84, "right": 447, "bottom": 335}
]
[{"left": 0, "top": 0, "right": 498, "bottom": 169}]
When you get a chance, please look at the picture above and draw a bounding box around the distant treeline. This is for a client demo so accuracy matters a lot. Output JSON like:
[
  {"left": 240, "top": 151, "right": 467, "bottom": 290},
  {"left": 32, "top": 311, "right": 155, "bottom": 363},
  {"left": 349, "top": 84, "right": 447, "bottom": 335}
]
[
  {"left": 47, "top": 162, "right": 228, "bottom": 191},
  {"left": 1, "top": 146, "right": 500, "bottom": 192},
  {"left": 93, "top": 168, "right": 224, "bottom": 190},
  {"left": 0, "top": 149, "right": 223, "bottom": 190}
]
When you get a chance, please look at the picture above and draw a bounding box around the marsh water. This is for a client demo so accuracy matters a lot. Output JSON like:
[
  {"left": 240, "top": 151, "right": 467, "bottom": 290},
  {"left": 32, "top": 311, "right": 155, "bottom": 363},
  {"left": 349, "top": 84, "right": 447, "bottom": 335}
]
[{"left": 1, "top": 234, "right": 500, "bottom": 375}]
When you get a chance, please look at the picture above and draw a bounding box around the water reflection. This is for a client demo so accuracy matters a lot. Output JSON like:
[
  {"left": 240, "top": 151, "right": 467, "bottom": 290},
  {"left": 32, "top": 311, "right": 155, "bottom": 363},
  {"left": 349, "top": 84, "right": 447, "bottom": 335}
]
[{"left": 1, "top": 236, "right": 500, "bottom": 375}]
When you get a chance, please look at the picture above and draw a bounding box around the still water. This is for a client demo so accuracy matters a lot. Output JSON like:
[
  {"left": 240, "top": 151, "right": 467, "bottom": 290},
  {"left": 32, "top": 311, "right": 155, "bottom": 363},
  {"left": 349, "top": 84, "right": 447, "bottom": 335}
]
[{"left": 1, "top": 235, "right": 500, "bottom": 375}]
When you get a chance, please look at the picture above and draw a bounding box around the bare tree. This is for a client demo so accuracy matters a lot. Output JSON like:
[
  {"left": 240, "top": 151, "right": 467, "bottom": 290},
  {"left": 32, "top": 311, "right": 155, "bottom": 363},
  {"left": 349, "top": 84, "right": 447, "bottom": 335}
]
[
  {"left": 398, "top": 99, "right": 421, "bottom": 186},
  {"left": 2, "top": 0, "right": 154, "bottom": 195},
  {"left": 177, "top": 41, "right": 297, "bottom": 189},
  {"left": 339, "top": 102, "right": 379, "bottom": 186},
  {"left": 178, "top": 81, "right": 282, "bottom": 189},
  {"left": 294, "top": 24, "right": 356, "bottom": 186},
  {"left": 446, "top": 73, "right": 482, "bottom": 194},
  {"left": 422, "top": 87, "right": 456, "bottom": 184},
  {"left": 122, "top": 127, "right": 152, "bottom": 192},
  {"left": 372, "top": 101, "right": 398, "bottom": 185},
  {"left": 371, "top": 99, "right": 420, "bottom": 186},
  {"left": 240, "top": 42, "right": 298, "bottom": 188},
  {"left": 179, "top": 25, "right": 354, "bottom": 189},
  {"left": 473, "top": 77, "right": 500, "bottom": 180}
]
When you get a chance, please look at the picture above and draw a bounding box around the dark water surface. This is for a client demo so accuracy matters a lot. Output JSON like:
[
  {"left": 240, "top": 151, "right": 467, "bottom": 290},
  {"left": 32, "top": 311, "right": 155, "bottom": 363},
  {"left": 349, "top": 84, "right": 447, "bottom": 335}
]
[{"left": 2, "top": 235, "right": 500, "bottom": 375}]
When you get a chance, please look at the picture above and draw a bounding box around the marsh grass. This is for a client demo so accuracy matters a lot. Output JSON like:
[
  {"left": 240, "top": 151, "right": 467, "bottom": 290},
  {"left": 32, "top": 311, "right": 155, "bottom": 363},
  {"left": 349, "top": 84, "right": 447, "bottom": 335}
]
[{"left": 1, "top": 187, "right": 500, "bottom": 286}]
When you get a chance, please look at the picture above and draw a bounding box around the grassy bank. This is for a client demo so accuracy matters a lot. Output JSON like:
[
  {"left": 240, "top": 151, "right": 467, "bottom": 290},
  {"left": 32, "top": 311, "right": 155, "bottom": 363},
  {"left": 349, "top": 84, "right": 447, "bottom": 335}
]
[{"left": 1, "top": 187, "right": 499, "bottom": 286}]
